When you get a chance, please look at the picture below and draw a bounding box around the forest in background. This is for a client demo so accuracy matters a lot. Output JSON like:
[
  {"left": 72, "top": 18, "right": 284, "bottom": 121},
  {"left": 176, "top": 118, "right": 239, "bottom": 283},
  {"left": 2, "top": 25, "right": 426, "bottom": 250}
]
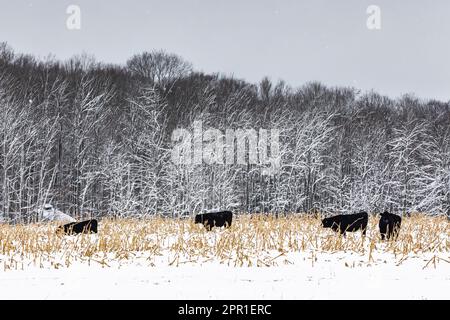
[{"left": 1, "top": 42, "right": 449, "bottom": 222}]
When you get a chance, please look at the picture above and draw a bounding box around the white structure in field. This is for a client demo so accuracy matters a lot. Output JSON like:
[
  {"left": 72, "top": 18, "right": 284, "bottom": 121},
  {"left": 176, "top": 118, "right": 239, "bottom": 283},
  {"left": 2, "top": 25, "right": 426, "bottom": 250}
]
[{"left": 41, "top": 204, "right": 76, "bottom": 223}]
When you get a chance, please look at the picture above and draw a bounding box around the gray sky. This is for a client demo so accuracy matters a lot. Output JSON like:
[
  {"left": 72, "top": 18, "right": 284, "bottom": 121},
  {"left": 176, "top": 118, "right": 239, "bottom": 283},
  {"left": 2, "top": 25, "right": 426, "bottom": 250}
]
[{"left": 1, "top": 0, "right": 449, "bottom": 101}]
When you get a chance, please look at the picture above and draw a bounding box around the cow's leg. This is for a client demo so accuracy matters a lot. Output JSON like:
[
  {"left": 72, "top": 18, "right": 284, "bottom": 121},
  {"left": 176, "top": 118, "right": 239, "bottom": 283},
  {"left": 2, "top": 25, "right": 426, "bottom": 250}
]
[
  {"left": 388, "top": 225, "right": 394, "bottom": 240},
  {"left": 387, "top": 229, "right": 392, "bottom": 240},
  {"left": 393, "top": 226, "right": 400, "bottom": 240},
  {"left": 339, "top": 225, "right": 346, "bottom": 236}
]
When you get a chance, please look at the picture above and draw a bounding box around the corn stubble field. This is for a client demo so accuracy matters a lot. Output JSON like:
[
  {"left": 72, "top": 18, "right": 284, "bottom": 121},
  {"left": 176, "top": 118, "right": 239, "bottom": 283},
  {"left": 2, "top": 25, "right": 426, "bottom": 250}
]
[{"left": 1, "top": 214, "right": 449, "bottom": 271}]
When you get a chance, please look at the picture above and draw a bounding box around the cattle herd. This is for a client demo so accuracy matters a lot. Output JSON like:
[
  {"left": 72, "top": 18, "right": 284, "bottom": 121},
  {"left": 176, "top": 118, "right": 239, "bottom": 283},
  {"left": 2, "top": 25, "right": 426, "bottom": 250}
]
[
  {"left": 321, "top": 211, "right": 402, "bottom": 240},
  {"left": 55, "top": 209, "right": 402, "bottom": 241}
]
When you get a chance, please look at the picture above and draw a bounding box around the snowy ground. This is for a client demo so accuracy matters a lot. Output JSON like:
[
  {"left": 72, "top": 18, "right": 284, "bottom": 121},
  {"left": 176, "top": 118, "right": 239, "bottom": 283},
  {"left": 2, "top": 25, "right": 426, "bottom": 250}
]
[
  {"left": 1, "top": 216, "right": 448, "bottom": 299},
  {"left": 0, "top": 252, "right": 448, "bottom": 300}
]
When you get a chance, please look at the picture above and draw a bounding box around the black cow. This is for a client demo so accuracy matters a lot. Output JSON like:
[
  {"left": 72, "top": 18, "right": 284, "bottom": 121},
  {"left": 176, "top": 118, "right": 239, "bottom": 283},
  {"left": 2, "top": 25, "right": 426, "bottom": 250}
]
[
  {"left": 379, "top": 211, "right": 401, "bottom": 240},
  {"left": 57, "top": 219, "right": 98, "bottom": 235},
  {"left": 194, "top": 211, "right": 233, "bottom": 230},
  {"left": 321, "top": 212, "right": 368, "bottom": 236}
]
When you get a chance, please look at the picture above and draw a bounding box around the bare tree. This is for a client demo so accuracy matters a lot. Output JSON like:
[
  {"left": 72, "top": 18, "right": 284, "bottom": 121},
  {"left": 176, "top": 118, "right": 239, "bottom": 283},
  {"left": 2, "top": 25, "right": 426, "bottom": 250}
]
[
  {"left": 126, "top": 50, "right": 192, "bottom": 90},
  {"left": 2, "top": 45, "right": 450, "bottom": 221}
]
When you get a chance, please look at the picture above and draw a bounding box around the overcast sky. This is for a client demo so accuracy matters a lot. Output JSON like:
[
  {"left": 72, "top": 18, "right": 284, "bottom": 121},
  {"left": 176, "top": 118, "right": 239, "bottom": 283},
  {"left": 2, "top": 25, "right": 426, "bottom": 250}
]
[{"left": 0, "top": 0, "right": 449, "bottom": 101}]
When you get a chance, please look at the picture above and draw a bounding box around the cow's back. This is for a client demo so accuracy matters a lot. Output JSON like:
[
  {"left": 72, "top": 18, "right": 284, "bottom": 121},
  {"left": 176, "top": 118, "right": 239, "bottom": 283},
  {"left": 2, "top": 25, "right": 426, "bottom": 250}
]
[{"left": 343, "top": 212, "right": 367, "bottom": 231}]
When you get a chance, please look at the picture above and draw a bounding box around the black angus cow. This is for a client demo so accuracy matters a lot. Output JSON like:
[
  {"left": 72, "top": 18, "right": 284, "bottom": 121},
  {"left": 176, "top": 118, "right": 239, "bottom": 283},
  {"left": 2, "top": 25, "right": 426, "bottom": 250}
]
[
  {"left": 57, "top": 219, "right": 98, "bottom": 235},
  {"left": 321, "top": 212, "right": 368, "bottom": 236},
  {"left": 194, "top": 211, "right": 233, "bottom": 230},
  {"left": 379, "top": 211, "right": 401, "bottom": 240}
]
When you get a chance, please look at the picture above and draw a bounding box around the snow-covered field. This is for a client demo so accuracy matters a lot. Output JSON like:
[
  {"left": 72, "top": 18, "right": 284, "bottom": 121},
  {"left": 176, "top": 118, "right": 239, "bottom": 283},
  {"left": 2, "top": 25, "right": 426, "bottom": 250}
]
[
  {"left": 0, "top": 254, "right": 448, "bottom": 300},
  {"left": 0, "top": 215, "right": 448, "bottom": 300}
]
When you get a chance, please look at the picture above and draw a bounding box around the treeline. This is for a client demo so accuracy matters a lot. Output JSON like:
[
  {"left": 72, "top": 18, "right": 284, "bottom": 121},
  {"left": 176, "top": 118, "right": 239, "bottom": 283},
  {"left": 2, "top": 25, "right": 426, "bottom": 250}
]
[{"left": 0, "top": 42, "right": 449, "bottom": 222}]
